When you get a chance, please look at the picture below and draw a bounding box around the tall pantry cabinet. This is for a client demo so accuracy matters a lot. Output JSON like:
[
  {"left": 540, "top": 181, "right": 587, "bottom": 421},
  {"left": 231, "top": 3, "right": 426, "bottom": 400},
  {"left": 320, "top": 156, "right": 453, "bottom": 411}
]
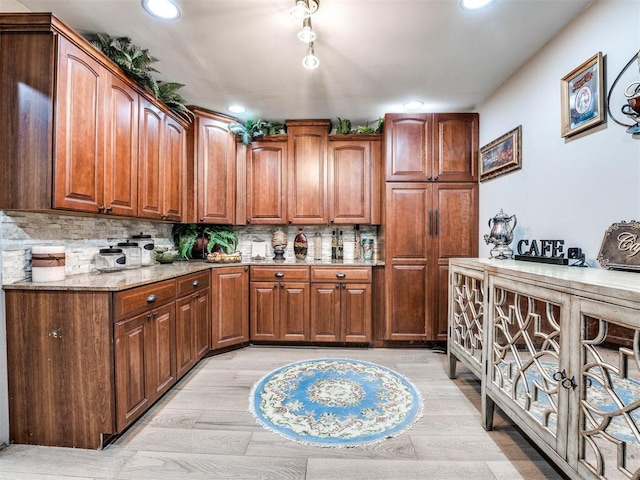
[{"left": 382, "top": 113, "right": 479, "bottom": 342}]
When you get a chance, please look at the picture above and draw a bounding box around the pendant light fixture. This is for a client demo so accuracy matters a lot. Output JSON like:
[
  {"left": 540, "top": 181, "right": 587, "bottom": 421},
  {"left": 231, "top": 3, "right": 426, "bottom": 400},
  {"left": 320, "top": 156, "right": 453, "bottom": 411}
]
[
  {"left": 290, "top": 0, "right": 320, "bottom": 69},
  {"left": 302, "top": 42, "right": 320, "bottom": 69}
]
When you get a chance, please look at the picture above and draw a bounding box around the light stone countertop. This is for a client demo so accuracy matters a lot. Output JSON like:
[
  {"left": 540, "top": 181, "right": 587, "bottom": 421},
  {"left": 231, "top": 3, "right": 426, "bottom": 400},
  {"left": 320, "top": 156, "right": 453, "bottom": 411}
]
[{"left": 3, "top": 258, "right": 384, "bottom": 292}]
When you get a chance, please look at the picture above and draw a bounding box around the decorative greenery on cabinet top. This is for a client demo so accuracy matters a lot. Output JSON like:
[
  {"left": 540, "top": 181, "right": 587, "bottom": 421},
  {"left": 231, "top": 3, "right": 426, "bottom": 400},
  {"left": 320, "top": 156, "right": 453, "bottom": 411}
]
[{"left": 86, "top": 33, "right": 193, "bottom": 122}]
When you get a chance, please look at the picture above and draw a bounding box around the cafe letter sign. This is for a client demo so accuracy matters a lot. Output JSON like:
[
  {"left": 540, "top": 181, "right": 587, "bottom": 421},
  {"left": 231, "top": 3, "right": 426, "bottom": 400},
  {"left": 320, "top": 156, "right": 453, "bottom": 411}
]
[{"left": 597, "top": 221, "right": 640, "bottom": 271}]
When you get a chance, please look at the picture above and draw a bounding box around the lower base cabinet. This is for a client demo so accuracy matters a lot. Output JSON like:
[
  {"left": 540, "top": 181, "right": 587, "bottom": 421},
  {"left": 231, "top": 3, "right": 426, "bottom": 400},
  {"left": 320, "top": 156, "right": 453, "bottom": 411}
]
[
  {"left": 4, "top": 270, "right": 212, "bottom": 449},
  {"left": 211, "top": 266, "right": 249, "bottom": 348},
  {"left": 250, "top": 266, "right": 310, "bottom": 342},
  {"left": 310, "top": 267, "right": 372, "bottom": 343}
]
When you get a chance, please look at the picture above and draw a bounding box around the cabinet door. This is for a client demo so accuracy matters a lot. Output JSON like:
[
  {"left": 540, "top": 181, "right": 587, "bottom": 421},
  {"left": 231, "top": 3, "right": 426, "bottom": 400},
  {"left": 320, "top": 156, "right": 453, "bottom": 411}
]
[
  {"left": 287, "top": 123, "right": 329, "bottom": 224},
  {"left": 386, "top": 183, "right": 432, "bottom": 263},
  {"left": 163, "top": 115, "right": 185, "bottom": 222},
  {"left": 175, "top": 295, "right": 196, "bottom": 379},
  {"left": 148, "top": 302, "right": 176, "bottom": 399},
  {"left": 54, "top": 37, "right": 104, "bottom": 213},
  {"left": 385, "top": 113, "right": 432, "bottom": 182},
  {"left": 342, "top": 283, "right": 372, "bottom": 343},
  {"left": 138, "top": 98, "right": 164, "bottom": 219},
  {"left": 432, "top": 183, "right": 478, "bottom": 340},
  {"left": 246, "top": 141, "right": 288, "bottom": 224},
  {"left": 433, "top": 113, "right": 478, "bottom": 182},
  {"left": 250, "top": 282, "right": 279, "bottom": 341},
  {"left": 194, "top": 290, "right": 211, "bottom": 359},
  {"left": 196, "top": 115, "right": 236, "bottom": 223},
  {"left": 212, "top": 266, "right": 249, "bottom": 348},
  {"left": 114, "top": 313, "right": 150, "bottom": 431},
  {"left": 103, "top": 72, "right": 138, "bottom": 217},
  {"left": 310, "top": 283, "right": 341, "bottom": 342},
  {"left": 280, "top": 282, "right": 310, "bottom": 341},
  {"left": 385, "top": 264, "right": 429, "bottom": 340},
  {"left": 328, "top": 141, "right": 371, "bottom": 224}
]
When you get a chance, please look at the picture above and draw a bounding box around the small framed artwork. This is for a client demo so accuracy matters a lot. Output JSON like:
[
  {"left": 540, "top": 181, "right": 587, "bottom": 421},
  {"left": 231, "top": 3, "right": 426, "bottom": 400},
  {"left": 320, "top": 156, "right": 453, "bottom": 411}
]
[
  {"left": 479, "top": 125, "right": 522, "bottom": 182},
  {"left": 560, "top": 52, "right": 605, "bottom": 137}
]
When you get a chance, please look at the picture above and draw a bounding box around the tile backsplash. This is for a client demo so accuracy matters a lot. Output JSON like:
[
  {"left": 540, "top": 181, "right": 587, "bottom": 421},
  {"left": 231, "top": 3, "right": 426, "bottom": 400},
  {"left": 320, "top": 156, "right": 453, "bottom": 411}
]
[{"left": 0, "top": 211, "right": 378, "bottom": 285}]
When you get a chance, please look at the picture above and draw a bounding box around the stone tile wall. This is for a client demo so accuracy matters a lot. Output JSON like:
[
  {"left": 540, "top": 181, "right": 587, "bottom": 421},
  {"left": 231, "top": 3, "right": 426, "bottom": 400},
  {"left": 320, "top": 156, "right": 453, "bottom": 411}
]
[{"left": 0, "top": 212, "right": 378, "bottom": 285}]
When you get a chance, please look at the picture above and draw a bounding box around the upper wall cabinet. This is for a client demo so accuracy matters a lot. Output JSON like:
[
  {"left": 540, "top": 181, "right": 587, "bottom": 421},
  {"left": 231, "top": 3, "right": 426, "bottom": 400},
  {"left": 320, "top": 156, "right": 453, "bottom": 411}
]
[
  {"left": 244, "top": 137, "right": 288, "bottom": 225},
  {"left": 328, "top": 136, "right": 382, "bottom": 225},
  {"left": 384, "top": 113, "right": 478, "bottom": 182},
  {"left": 187, "top": 107, "right": 237, "bottom": 224},
  {"left": 287, "top": 120, "right": 331, "bottom": 225},
  {"left": 0, "top": 13, "right": 188, "bottom": 219}
]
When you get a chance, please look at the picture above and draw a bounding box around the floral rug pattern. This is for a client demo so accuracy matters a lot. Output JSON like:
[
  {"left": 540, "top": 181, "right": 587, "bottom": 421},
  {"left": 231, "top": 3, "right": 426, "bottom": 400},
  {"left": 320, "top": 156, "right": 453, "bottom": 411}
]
[{"left": 249, "top": 358, "right": 424, "bottom": 447}]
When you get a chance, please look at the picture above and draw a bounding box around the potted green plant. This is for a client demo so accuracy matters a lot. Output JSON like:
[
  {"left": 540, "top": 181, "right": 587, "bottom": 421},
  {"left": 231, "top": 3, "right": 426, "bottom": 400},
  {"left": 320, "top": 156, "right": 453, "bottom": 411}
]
[
  {"left": 171, "top": 224, "right": 239, "bottom": 260},
  {"left": 228, "top": 120, "right": 285, "bottom": 145}
]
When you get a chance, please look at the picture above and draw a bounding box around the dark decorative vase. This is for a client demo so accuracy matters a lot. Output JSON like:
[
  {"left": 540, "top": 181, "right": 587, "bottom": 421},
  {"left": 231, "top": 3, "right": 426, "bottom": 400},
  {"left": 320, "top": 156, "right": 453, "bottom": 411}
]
[{"left": 294, "top": 228, "right": 308, "bottom": 260}]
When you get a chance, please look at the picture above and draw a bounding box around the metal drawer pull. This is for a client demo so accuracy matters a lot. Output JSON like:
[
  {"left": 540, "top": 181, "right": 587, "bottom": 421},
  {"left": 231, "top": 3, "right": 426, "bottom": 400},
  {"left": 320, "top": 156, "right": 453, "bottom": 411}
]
[
  {"left": 275, "top": 272, "right": 285, "bottom": 278},
  {"left": 147, "top": 294, "right": 157, "bottom": 303},
  {"left": 192, "top": 280, "right": 199, "bottom": 287},
  {"left": 336, "top": 272, "right": 346, "bottom": 279}
]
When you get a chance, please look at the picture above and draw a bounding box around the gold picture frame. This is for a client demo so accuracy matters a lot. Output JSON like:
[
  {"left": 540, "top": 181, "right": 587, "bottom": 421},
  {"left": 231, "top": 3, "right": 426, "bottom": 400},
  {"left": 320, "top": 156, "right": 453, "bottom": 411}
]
[
  {"left": 479, "top": 125, "right": 522, "bottom": 182},
  {"left": 561, "top": 52, "right": 605, "bottom": 137}
]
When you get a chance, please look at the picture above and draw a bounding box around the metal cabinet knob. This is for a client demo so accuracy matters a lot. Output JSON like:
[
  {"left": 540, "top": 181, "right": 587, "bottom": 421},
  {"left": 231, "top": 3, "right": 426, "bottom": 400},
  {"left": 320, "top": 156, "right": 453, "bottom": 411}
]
[
  {"left": 192, "top": 280, "right": 199, "bottom": 287},
  {"left": 147, "top": 294, "right": 157, "bottom": 303}
]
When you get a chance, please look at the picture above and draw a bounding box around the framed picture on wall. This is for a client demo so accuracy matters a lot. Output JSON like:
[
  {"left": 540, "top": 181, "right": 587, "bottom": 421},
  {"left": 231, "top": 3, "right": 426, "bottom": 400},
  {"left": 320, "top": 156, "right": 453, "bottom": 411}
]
[
  {"left": 561, "top": 52, "right": 605, "bottom": 137},
  {"left": 479, "top": 125, "right": 522, "bottom": 181}
]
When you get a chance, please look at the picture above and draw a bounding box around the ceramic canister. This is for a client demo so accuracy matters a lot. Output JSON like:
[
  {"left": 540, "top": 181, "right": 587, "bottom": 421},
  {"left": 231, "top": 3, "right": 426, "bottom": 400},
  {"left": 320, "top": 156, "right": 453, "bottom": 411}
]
[{"left": 31, "top": 245, "right": 66, "bottom": 282}]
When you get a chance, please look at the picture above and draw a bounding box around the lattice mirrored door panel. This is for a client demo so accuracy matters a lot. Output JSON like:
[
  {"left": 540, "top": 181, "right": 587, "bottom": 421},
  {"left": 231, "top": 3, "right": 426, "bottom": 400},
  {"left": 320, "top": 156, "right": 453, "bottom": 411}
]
[
  {"left": 487, "top": 277, "right": 572, "bottom": 451},
  {"left": 579, "top": 298, "right": 640, "bottom": 480},
  {"left": 450, "top": 269, "right": 484, "bottom": 368}
]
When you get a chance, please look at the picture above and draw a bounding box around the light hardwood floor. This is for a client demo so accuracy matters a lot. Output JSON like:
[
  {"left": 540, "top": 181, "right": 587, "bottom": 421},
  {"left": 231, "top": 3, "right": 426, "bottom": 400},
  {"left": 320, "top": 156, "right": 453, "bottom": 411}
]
[{"left": 0, "top": 346, "right": 566, "bottom": 479}]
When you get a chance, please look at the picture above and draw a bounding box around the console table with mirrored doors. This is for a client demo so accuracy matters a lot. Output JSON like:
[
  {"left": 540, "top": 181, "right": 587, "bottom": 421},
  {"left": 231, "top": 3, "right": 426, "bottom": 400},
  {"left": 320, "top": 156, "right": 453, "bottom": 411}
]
[{"left": 448, "top": 258, "right": 640, "bottom": 480}]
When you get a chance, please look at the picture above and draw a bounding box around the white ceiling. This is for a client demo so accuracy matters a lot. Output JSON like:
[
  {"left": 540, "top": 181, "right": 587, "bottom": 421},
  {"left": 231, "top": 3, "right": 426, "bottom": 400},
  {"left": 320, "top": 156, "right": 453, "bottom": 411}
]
[{"left": 13, "top": 0, "right": 594, "bottom": 126}]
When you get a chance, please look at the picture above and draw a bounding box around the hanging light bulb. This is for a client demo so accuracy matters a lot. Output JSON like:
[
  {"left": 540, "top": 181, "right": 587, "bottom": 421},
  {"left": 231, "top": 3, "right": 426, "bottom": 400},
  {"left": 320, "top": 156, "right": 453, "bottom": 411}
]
[
  {"left": 302, "top": 43, "right": 320, "bottom": 69},
  {"left": 290, "top": 0, "right": 311, "bottom": 20},
  {"left": 297, "top": 17, "right": 317, "bottom": 43}
]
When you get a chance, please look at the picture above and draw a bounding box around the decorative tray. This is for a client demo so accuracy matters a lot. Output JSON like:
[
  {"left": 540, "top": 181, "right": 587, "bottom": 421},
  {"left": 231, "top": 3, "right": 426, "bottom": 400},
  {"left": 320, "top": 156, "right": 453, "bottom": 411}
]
[{"left": 205, "top": 252, "right": 242, "bottom": 263}]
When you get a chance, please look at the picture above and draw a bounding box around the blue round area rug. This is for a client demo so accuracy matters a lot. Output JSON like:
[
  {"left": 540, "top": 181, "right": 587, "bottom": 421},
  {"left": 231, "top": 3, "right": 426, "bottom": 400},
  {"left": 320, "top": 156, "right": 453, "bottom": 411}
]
[{"left": 249, "top": 358, "right": 424, "bottom": 447}]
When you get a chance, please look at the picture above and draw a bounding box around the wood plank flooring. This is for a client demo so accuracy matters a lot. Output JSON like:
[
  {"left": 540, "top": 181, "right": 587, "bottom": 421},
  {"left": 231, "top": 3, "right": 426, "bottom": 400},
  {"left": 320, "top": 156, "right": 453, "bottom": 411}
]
[{"left": 0, "top": 346, "right": 567, "bottom": 479}]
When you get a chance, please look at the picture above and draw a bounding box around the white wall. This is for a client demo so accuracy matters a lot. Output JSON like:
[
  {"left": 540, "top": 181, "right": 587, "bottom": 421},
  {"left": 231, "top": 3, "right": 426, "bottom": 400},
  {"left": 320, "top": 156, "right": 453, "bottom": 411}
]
[{"left": 477, "top": 0, "right": 640, "bottom": 266}]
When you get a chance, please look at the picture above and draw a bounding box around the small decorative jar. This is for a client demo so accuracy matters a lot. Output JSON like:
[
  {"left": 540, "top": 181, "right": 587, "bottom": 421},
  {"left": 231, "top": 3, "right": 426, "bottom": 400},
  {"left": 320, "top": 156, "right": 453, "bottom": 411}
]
[
  {"left": 131, "top": 232, "right": 155, "bottom": 266},
  {"left": 314, "top": 232, "right": 322, "bottom": 261},
  {"left": 94, "top": 247, "right": 126, "bottom": 272},
  {"left": 117, "top": 241, "right": 142, "bottom": 269},
  {"left": 294, "top": 228, "right": 308, "bottom": 260}
]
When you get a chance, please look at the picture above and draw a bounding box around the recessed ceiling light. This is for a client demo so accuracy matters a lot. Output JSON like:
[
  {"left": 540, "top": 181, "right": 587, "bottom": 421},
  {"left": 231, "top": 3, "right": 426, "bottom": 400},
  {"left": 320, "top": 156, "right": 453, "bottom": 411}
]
[
  {"left": 460, "top": 0, "right": 497, "bottom": 10},
  {"left": 228, "top": 105, "right": 246, "bottom": 114},
  {"left": 403, "top": 101, "right": 424, "bottom": 110},
  {"left": 141, "top": 0, "right": 181, "bottom": 20}
]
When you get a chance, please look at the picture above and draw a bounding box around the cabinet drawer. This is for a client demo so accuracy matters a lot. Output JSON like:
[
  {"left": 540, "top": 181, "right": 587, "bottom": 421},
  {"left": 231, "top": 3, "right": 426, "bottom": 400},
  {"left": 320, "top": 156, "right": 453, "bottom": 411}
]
[
  {"left": 311, "top": 267, "right": 372, "bottom": 283},
  {"left": 115, "top": 279, "right": 176, "bottom": 321},
  {"left": 250, "top": 266, "right": 309, "bottom": 282},
  {"left": 176, "top": 271, "right": 210, "bottom": 298}
]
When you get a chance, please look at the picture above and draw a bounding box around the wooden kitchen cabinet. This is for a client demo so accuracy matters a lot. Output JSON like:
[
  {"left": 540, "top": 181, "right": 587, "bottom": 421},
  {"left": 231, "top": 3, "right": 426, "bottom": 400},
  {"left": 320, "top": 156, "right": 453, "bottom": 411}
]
[
  {"left": 211, "top": 266, "right": 249, "bottom": 349},
  {"left": 244, "top": 138, "right": 288, "bottom": 224},
  {"left": 310, "top": 267, "right": 372, "bottom": 343},
  {"left": 328, "top": 137, "right": 383, "bottom": 225},
  {"left": 286, "top": 120, "right": 331, "bottom": 224},
  {"left": 0, "top": 13, "right": 186, "bottom": 219},
  {"left": 384, "top": 113, "right": 478, "bottom": 182},
  {"left": 188, "top": 107, "right": 237, "bottom": 224},
  {"left": 138, "top": 98, "right": 185, "bottom": 222},
  {"left": 384, "top": 182, "right": 478, "bottom": 341},
  {"left": 114, "top": 280, "right": 176, "bottom": 432},
  {"left": 175, "top": 271, "right": 211, "bottom": 378},
  {"left": 250, "top": 266, "right": 310, "bottom": 341}
]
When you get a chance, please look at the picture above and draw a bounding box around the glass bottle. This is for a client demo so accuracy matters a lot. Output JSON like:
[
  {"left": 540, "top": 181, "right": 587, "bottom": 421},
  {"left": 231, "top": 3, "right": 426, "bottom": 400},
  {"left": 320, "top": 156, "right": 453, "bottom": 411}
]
[
  {"left": 331, "top": 230, "right": 337, "bottom": 260},
  {"left": 338, "top": 230, "right": 344, "bottom": 261}
]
